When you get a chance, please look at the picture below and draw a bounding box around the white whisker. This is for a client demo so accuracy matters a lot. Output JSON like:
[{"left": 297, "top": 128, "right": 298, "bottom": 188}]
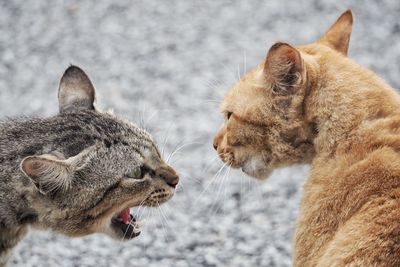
[
  {"left": 156, "top": 203, "right": 169, "bottom": 243},
  {"left": 160, "top": 122, "right": 175, "bottom": 158},
  {"left": 209, "top": 164, "right": 231, "bottom": 216},
  {"left": 193, "top": 163, "right": 228, "bottom": 205},
  {"left": 166, "top": 141, "right": 202, "bottom": 163},
  {"left": 243, "top": 49, "right": 247, "bottom": 76}
]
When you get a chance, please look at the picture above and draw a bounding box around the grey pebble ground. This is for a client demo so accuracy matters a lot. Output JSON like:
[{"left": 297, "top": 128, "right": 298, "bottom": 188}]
[{"left": 1, "top": 1, "right": 400, "bottom": 266}]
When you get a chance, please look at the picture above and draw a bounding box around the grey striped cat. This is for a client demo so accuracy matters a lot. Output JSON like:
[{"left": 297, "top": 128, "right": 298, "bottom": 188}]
[{"left": 0, "top": 66, "right": 179, "bottom": 266}]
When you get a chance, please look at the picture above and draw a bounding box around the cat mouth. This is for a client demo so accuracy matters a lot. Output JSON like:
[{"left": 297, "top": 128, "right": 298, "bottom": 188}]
[{"left": 110, "top": 208, "right": 141, "bottom": 240}]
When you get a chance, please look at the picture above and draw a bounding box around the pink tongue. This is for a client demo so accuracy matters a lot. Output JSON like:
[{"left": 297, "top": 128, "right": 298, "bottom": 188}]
[{"left": 119, "top": 208, "right": 131, "bottom": 224}]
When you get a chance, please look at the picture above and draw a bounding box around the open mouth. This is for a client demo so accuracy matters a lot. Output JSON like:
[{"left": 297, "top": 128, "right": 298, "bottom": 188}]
[{"left": 111, "top": 208, "right": 141, "bottom": 239}]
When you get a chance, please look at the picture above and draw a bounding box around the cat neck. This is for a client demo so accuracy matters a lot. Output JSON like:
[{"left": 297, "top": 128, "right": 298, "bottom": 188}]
[{"left": 306, "top": 54, "right": 400, "bottom": 157}]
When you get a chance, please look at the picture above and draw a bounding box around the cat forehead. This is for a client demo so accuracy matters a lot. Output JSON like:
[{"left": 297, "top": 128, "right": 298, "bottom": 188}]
[
  {"left": 67, "top": 112, "right": 156, "bottom": 148},
  {"left": 221, "top": 66, "right": 269, "bottom": 113},
  {"left": 96, "top": 112, "right": 151, "bottom": 137}
]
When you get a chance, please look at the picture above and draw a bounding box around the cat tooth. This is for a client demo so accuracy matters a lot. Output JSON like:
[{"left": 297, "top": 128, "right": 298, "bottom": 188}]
[
  {"left": 129, "top": 214, "right": 136, "bottom": 222},
  {"left": 135, "top": 219, "right": 145, "bottom": 228}
]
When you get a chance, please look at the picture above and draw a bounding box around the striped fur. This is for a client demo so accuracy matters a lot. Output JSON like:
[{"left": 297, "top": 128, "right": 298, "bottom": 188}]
[{"left": 0, "top": 66, "right": 178, "bottom": 266}]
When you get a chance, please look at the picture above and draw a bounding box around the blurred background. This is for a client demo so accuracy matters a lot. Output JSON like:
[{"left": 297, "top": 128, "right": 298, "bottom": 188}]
[{"left": 1, "top": 0, "right": 400, "bottom": 266}]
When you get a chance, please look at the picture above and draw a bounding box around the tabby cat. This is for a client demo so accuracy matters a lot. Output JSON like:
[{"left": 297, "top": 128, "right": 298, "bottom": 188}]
[
  {"left": 0, "top": 66, "right": 179, "bottom": 266},
  {"left": 214, "top": 10, "right": 400, "bottom": 266}
]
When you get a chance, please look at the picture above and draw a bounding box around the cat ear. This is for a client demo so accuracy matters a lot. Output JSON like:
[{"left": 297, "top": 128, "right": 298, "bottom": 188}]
[
  {"left": 20, "top": 154, "right": 74, "bottom": 195},
  {"left": 20, "top": 147, "right": 93, "bottom": 195},
  {"left": 318, "top": 9, "right": 353, "bottom": 55},
  {"left": 58, "top": 65, "right": 96, "bottom": 113},
  {"left": 264, "top": 42, "right": 303, "bottom": 94}
]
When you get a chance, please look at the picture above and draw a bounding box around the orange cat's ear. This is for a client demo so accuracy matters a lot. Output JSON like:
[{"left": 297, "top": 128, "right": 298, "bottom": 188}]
[
  {"left": 318, "top": 9, "right": 353, "bottom": 55},
  {"left": 264, "top": 42, "right": 302, "bottom": 93}
]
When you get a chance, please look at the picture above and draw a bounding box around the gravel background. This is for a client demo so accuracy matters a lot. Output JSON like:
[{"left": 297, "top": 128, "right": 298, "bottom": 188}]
[{"left": 1, "top": 1, "right": 400, "bottom": 266}]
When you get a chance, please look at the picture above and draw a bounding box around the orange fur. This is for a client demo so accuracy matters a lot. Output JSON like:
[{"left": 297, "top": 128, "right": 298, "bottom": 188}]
[{"left": 213, "top": 10, "right": 400, "bottom": 266}]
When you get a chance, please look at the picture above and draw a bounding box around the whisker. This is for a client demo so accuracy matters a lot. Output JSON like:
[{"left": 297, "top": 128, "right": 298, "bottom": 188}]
[
  {"left": 197, "top": 99, "right": 222, "bottom": 107},
  {"left": 138, "top": 102, "right": 147, "bottom": 131},
  {"left": 221, "top": 166, "right": 232, "bottom": 208},
  {"left": 220, "top": 63, "right": 239, "bottom": 84},
  {"left": 121, "top": 199, "right": 147, "bottom": 241},
  {"left": 141, "top": 208, "right": 154, "bottom": 252},
  {"left": 166, "top": 141, "right": 202, "bottom": 163},
  {"left": 203, "top": 76, "right": 228, "bottom": 92},
  {"left": 202, "top": 155, "right": 222, "bottom": 174},
  {"left": 200, "top": 99, "right": 221, "bottom": 104},
  {"left": 136, "top": 206, "right": 147, "bottom": 222},
  {"left": 243, "top": 49, "right": 247, "bottom": 76},
  {"left": 159, "top": 205, "right": 173, "bottom": 232},
  {"left": 160, "top": 122, "right": 175, "bottom": 158},
  {"left": 209, "top": 164, "right": 231, "bottom": 216},
  {"left": 182, "top": 172, "right": 202, "bottom": 185},
  {"left": 237, "top": 63, "right": 241, "bottom": 81},
  {"left": 193, "top": 162, "right": 227, "bottom": 205},
  {"left": 240, "top": 173, "right": 244, "bottom": 207},
  {"left": 156, "top": 203, "right": 169, "bottom": 243},
  {"left": 135, "top": 198, "right": 148, "bottom": 219}
]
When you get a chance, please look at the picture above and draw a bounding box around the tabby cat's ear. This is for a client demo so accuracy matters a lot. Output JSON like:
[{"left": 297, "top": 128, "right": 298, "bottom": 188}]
[
  {"left": 318, "top": 9, "right": 353, "bottom": 55},
  {"left": 264, "top": 42, "right": 303, "bottom": 94},
  {"left": 20, "top": 148, "right": 93, "bottom": 195},
  {"left": 58, "top": 65, "right": 96, "bottom": 113}
]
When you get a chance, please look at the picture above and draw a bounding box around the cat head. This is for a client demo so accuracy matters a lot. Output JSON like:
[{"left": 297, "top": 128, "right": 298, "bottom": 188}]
[
  {"left": 213, "top": 10, "right": 353, "bottom": 179},
  {"left": 20, "top": 66, "right": 179, "bottom": 240}
]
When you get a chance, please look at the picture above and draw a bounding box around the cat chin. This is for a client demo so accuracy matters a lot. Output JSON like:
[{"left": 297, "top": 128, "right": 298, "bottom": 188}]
[{"left": 241, "top": 157, "right": 272, "bottom": 180}]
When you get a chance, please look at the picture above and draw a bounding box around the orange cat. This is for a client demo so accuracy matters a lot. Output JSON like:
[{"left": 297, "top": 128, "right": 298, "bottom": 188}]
[{"left": 213, "top": 10, "right": 400, "bottom": 266}]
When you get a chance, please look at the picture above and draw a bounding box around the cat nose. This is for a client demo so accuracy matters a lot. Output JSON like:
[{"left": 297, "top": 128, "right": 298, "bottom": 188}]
[
  {"left": 213, "top": 126, "right": 225, "bottom": 151},
  {"left": 158, "top": 165, "right": 179, "bottom": 188},
  {"left": 213, "top": 141, "right": 218, "bottom": 150},
  {"left": 213, "top": 134, "right": 222, "bottom": 151},
  {"left": 165, "top": 174, "right": 179, "bottom": 188}
]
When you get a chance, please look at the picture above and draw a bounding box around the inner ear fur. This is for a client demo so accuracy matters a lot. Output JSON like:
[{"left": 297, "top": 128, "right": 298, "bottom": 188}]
[
  {"left": 20, "top": 154, "right": 74, "bottom": 195},
  {"left": 318, "top": 9, "right": 353, "bottom": 55},
  {"left": 20, "top": 146, "right": 94, "bottom": 195},
  {"left": 264, "top": 42, "right": 303, "bottom": 94}
]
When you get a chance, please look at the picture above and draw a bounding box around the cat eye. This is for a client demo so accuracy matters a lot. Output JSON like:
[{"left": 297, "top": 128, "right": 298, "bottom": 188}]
[
  {"left": 126, "top": 167, "right": 145, "bottom": 180},
  {"left": 226, "top": 111, "right": 233, "bottom": 120}
]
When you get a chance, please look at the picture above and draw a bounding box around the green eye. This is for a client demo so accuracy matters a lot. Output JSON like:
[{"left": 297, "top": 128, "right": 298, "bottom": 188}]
[{"left": 126, "top": 167, "right": 143, "bottom": 179}]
